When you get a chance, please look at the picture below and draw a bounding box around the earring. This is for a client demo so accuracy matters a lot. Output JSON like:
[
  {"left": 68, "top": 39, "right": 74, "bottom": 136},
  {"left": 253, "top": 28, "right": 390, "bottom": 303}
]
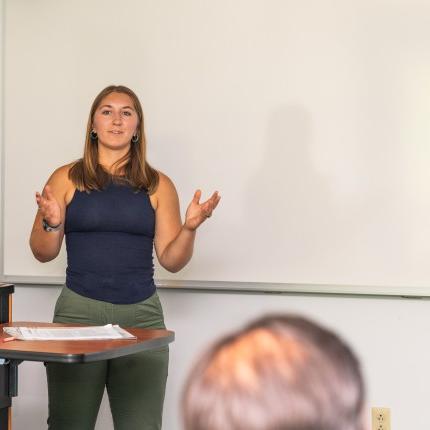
[
  {"left": 90, "top": 130, "right": 98, "bottom": 140},
  {"left": 131, "top": 134, "right": 139, "bottom": 143}
]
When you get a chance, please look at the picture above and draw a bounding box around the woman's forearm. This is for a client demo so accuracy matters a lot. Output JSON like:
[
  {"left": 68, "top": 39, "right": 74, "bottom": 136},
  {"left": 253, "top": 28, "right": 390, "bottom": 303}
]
[
  {"left": 158, "top": 226, "right": 196, "bottom": 273},
  {"left": 29, "top": 219, "right": 64, "bottom": 262},
  {"left": 153, "top": 175, "right": 220, "bottom": 273},
  {"left": 31, "top": 172, "right": 68, "bottom": 262}
]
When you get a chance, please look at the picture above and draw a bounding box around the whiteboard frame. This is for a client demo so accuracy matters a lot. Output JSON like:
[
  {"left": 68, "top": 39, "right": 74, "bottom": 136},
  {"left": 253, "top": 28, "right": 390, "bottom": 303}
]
[
  {"left": 1, "top": 1, "right": 430, "bottom": 298},
  {"left": 0, "top": 275, "right": 428, "bottom": 298}
]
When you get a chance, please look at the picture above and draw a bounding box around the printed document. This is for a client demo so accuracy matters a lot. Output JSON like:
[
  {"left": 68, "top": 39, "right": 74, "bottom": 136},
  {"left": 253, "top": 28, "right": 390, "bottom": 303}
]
[{"left": 3, "top": 324, "right": 136, "bottom": 341}]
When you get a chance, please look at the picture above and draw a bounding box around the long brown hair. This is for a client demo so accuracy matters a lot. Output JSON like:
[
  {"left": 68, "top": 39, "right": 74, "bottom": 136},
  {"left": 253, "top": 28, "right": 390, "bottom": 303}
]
[{"left": 69, "top": 85, "right": 159, "bottom": 193}]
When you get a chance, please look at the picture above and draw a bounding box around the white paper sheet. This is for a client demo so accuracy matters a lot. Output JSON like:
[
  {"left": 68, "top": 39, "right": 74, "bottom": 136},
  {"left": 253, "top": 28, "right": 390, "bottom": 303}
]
[{"left": 3, "top": 324, "right": 136, "bottom": 341}]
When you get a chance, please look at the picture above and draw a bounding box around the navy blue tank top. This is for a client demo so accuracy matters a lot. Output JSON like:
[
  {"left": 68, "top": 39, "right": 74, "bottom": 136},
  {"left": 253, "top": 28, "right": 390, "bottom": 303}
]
[{"left": 65, "top": 181, "right": 156, "bottom": 304}]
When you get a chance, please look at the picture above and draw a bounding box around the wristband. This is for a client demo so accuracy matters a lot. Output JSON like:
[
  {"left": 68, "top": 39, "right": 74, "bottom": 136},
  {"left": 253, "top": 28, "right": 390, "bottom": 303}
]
[{"left": 42, "top": 218, "right": 62, "bottom": 232}]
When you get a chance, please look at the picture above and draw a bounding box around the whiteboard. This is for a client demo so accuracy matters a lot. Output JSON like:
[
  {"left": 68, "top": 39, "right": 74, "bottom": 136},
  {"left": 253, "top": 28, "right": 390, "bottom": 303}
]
[{"left": 3, "top": 0, "right": 430, "bottom": 293}]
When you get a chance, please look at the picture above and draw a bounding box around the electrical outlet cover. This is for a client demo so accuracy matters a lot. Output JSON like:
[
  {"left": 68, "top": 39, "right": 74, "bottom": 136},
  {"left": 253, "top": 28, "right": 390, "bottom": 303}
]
[{"left": 371, "top": 407, "right": 391, "bottom": 430}]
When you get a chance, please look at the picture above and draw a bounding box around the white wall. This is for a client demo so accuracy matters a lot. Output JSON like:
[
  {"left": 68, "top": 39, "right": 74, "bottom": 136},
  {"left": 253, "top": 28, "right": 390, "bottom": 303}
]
[
  {"left": 3, "top": 2, "right": 430, "bottom": 429},
  {"left": 9, "top": 285, "right": 430, "bottom": 429}
]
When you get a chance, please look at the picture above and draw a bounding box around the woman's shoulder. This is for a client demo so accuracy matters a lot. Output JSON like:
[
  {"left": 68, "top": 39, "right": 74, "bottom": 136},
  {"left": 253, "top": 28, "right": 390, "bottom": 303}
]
[
  {"left": 49, "top": 162, "right": 76, "bottom": 185},
  {"left": 150, "top": 170, "right": 178, "bottom": 209},
  {"left": 154, "top": 170, "right": 177, "bottom": 193},
  {"left": 46, "top": 162, "right": 77, "bottom": 205}
]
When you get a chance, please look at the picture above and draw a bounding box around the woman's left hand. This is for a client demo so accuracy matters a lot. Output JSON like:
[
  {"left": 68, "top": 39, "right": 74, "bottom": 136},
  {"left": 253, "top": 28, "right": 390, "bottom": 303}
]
[{"left": 184, "top": 190, "right": 221, "bottom": 231}]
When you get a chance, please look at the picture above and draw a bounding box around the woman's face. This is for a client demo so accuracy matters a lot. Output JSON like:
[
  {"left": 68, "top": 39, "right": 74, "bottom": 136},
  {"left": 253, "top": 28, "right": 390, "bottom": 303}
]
[{"left": 92, "top": 92, "right": 139, "bottom": 151}]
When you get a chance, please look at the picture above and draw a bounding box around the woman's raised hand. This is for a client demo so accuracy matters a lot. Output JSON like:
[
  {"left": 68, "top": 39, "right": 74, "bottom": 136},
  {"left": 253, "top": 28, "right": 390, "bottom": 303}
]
[
  {"left": 184, "top": 190, "right": 221, "bottom": 231},
  {"left": 35, "top": 185, "right": 62, "bottom": 226}
]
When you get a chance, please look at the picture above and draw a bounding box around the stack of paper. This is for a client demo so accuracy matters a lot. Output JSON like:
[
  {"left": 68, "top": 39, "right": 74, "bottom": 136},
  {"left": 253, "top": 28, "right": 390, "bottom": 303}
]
[{"left": 3, "top": 324, "right": 136, "bottom": 341}]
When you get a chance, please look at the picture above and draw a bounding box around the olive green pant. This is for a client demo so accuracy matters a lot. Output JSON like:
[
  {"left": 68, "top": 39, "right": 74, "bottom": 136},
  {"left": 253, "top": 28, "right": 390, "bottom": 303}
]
[{"left": 46, "top": 286, "right": 169, "bottom": 430}]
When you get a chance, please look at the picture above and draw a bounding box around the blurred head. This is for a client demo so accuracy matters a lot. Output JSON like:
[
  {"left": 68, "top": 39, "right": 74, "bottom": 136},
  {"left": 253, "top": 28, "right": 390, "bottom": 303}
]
[
  {"left": 182, "top": 314, "right": 365, "bottom": 430},
  {"left": 70, "top": 85, "right": 158, "bottom": 192}
]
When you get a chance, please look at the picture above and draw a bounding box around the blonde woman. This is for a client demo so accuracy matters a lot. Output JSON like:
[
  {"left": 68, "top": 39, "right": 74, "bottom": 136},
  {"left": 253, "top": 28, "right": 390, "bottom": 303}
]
[{"left": 30, "top": 85, "right": 220, "bottom": 430}]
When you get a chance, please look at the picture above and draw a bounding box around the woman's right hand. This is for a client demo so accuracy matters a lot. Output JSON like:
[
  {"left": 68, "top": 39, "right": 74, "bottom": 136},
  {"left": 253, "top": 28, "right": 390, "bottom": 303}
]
[{"left": 35, "top": 184, "right": 62, "bottom": 226}]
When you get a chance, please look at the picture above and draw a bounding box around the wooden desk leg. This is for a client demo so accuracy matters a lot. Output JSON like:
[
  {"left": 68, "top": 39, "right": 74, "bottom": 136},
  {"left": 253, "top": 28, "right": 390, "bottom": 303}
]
[
  {"left": 0, "top": 284, "right": 14, "bottom": 428},
  {"left": 0, "top": 359, "right": 21, "bottom": 430},
  {"left": 0, "top": 360, "right": 11, "bottom": 429}
]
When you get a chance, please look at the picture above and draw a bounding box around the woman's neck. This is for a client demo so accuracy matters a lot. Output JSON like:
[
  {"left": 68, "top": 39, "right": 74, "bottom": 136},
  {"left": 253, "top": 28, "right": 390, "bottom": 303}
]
[{"left": 98, "top": 146, "right": 130, "bottom": 174}]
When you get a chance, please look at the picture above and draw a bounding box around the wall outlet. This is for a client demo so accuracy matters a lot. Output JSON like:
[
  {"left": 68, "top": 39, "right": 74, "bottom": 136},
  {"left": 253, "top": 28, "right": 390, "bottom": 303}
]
[{"left": 372, "top": 407, "right": 391, "bottom": 430}]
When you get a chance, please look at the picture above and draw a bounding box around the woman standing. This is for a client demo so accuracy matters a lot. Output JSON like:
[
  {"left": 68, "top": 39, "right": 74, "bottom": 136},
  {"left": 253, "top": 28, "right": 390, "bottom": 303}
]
[{"left": 30, "top": 85, "right": 220, "bottom": 430}]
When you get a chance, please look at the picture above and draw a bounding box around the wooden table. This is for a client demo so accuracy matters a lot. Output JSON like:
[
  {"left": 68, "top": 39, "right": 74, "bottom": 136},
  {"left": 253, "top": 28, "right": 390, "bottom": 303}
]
[
  {"left": 0, "top": 320, "right": 175, "bottom": 429},
  {"left": 0, "top": 321, "right": 175, "bottom": 363}
]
